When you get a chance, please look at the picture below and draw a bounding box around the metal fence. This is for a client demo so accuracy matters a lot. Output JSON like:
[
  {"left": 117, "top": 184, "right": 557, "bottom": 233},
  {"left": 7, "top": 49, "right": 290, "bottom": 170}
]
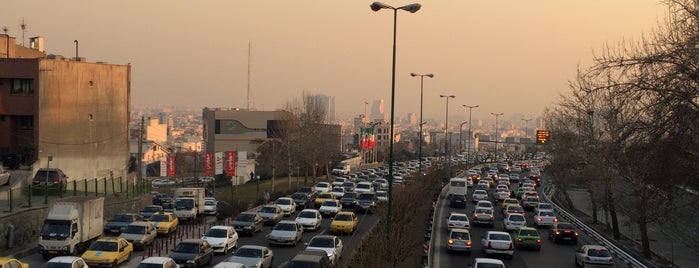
[{"left": 1, "top": 177, "right": 151, "bottom": 212}]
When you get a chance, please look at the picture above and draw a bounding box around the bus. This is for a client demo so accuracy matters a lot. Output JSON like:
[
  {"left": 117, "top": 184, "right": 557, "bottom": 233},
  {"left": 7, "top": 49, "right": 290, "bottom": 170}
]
[{"left": 448, "top": 177, "right": 468, "bottom": 197}]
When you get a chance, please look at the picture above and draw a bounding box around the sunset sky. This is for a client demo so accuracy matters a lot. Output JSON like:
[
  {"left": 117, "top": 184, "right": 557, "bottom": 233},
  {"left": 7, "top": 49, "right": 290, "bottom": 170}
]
[{"left": 1, "top": 1, "right": 667, "bottom": 122}]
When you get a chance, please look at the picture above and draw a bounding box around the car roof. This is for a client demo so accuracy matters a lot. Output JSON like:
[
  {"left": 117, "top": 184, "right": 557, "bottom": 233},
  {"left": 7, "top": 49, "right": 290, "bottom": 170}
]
[
  {"left": 238, "top": 245, "right": 267, "bottom": 250},
  {"left": 141, "top": 257, "right": 175, "bottom": 264},
  {"left": 47, "top": 256, "right": 82, "bottom": 263},
  {"left": 336, "top": 211, "right": 355, "bottom": 216},
  {"left": 96, "top": 237, "right": 124, "bottom": 242},
  {"left": 449, "top": 212, "right": 468, "bottom": 217},
  {"left": 300, "top": 209, "right": 320, "bottom": 213},
  {"left": 449, "top": 228, "right": 470, "bottom": 234},
  {"left": 128, "top": 221, "right": 152, "bottom": 227},
  {"left": 209, "top": 225, "right": 233, "bottom": 230}
]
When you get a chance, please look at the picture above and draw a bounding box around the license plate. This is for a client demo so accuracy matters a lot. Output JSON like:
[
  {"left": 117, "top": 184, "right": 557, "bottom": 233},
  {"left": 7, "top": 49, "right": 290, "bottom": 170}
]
[
  {"left": 111, "top": 230, "right": 120, "bottom": 233},
  {"left": 48, "top": 250, "right": 58, "bottom": 254},
  {"left": 563, "top": 237, "right": 572, "bottom": 240}
]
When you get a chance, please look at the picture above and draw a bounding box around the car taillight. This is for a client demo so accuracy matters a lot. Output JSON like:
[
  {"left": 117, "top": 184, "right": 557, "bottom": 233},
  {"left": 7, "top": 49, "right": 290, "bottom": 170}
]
[
  {"left": 448, "top": 239, "right": 454, "bottom": 244},
  {"left": 473, "top": 214, "right": 478, "bottom": 219},
  {"left": 554, "top": 218, "right": 558, "bottom": 222},
  {"left": 489, "top": 215, "right": 494, "bottom": 219},
  {"left": 53, "top": 178, "right": 61, "bottom": 183},
  {"left": 556, "top": 231, "right": 561, "bottom": 235},
  {"left": 585, "top": 256, "right": 591, "bottom": 261},
  {"left": 448, "top": 223, "right": 454, "bottom": 227},
  {"left": 517, "top": 238, "right": 523, "bottom": 242},
  {"left": 536, "top": 239, "right": 541, "bottom": 243},
  {"left": 487, "top": 241, "right": 492, "bottom": 248},
  {"left": 537, "top": 217, "right": 542, "bottom": 221},
  {"left": 467, "top": 241, "right": 472, "bottom": 246},
  {"left": 509, "top": 242, "right": 513, "bottom": 249},
  {"left": 574, "top": 232, "right": 579, "bottom": 236}
]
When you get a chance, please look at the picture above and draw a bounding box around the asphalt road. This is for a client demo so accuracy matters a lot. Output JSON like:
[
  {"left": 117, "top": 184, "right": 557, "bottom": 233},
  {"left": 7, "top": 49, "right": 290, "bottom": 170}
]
[
  {"left": 21, "top": 205, "right": 379, "bottom": 268},
  {"left": 431, "top": 176, "right": 628, "bottom": 268}
]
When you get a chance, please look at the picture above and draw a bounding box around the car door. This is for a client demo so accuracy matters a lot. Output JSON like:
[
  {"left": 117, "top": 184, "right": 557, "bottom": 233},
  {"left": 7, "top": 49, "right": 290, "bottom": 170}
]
[
  {"left": 147, "top": 224, "right": 157, "bottom": 244},
  {"left": 202, "top": 241, "right": 214, "bottom": 263},
  {"left": 118, "top": 239, "right": 129, "bottom": 263},
  {"left": 335, "top": 237, "right": 344, "bottom": 259}
]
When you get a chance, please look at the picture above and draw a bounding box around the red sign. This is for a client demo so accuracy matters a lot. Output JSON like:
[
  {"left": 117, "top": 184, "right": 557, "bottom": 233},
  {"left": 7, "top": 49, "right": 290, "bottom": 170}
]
[
  {"left": 167, "top": 155, "right": 176, "bottom": 177},
  {"left": 226, "top": 151, "right": 237, "bottom": 177},
  {"left": 204, "top": 152, "right": 214, "bottom": 176}
]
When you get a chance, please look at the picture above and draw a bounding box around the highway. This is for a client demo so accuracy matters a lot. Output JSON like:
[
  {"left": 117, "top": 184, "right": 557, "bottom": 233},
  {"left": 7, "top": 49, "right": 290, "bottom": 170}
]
[
  {"left": 21, "top": 205, "right": 379, "bottom": 267},
  {"left": 431, "top": 174, "right": 628, "bottom": 268}
]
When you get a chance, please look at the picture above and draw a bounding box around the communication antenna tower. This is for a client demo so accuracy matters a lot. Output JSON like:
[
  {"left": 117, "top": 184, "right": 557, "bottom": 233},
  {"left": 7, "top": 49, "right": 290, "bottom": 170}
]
[
  {"left": 19, "top": 18, "right": 27, "bottom": 46},
  {"left": 247, "top": 41, "right": 252, "bottom": 110}
]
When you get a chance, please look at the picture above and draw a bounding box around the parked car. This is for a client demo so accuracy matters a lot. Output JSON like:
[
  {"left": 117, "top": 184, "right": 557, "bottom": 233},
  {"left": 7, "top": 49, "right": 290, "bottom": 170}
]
[
  {"left": 32, "top": 168, "right": 68, "bottom": 191},
  {"left": 119, "top": 221, "right": 158, "bottom": 251},
  {"left": 202, "top": 226, "right": 238, "bottom": 254},
  {"left": 305, "top": 235, "right": 343, "bottom": 266},
  {"left": 225, "top": 245, "right": 274, "bottom": 268},
  {"left": 148, "top": 212, "right": 179, "bottom": 236},
  {"left": 274, "top": 197, "right": 297, "bottom": 216},
  {"left": 104, "top": 213, "right": 140, "bottom": 235},
  {"left": 480, "top": 231, "right": 514, "bottom": 259},
  {"left": 514, "top": 227, "right": 541, "bottom": 251},
  {"left": 169, "top": 239, "right": 214, "bottom": 268},
  {"left": 44, "top": 256, "right": 88, "bottom": 268},
  {"left": 81, "top": 237, "right": 133, "bottom": 267},
  {"left": 232, "top": 212, "right": 263, "bottom": 235},
  {"left": 258, "top": 205, "right": 284, "bottom": 225},
  {"left": 269, "top": 221, "right": 304, "bottom": 247},
  {"left": 137, "top": 257, "right": 179, "bottom": 268},
  {"left": 446, "top": 228, "right": 472, "bottom": 254},
  {"left": 574, "top": 245, "right": 614, "bottom": 267},
  {"left": 295, "top": 209, "right": 323, "bottom": 231},
  {"left": 549, "top": 222, "right": 579, "bottom": 244}
]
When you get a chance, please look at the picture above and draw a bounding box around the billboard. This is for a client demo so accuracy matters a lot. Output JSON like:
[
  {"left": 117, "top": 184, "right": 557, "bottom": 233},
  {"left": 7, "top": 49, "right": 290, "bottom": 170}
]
[
  {"left": 226, "top": 151, "right": 237, "bottom": 177},
  {"left": 204, "top": 152, "right": 214, "bottom": 176},
  {"left": 167, "top": 155, "right": 176, "bottom": 177},
  {"left": 215, "top": 152, "right": 224, "bottom": 175},
  {"left": 536, "top": 130, "right": 551, "bottom": 144}
]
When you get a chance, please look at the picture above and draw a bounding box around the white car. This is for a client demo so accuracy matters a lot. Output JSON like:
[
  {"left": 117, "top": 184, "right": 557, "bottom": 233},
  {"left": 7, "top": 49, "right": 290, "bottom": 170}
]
[
  {"left": 480, "top": 231, "right": 514, "bottom": 259},
  {"left": 574, "top": 245, "right": 614, "bottom": 267},
  {"left": 202, "top": 225, "right": 239, "bottom": 254},
  {"left": 472, "top": 190, "right": 489, "bottom": 203},
  {"left": 331, "top": 186, "right": 345, "bottom": 198},
  {"left": 295, "top": 209, "right": 322, "bottom": 231},
  {"left": 470, "top": 257, "right": 505, "bottom": 268},
  {"left": 268, "top": 221, "right": 303, "bottom": 246},
  {"left": 274, "top": 197, "right": 296, "bottom": 216},
  {"left": 315, "top": 182, "right": 332, "bottom": 193},
  {"left": 318, "top": 200, "right": 342, "bottom": 217},
  {"left": 376, "top": 190, "right": 387, "bottom": 202},
  {"left": 212, "top": 262, "right": 246, "bottom": 268},
  {"left": 305, "top": 235, "right": 343, "bottom": 266},
  {"left": 47, "top": 256, "right": 90, "bottom": 268},
  {"left": 503, "top": 213, "right": 527, "bottom": 231},
  {"left": 226, "top": 245, "right": 274, "bottom": 268},
  {"left": 332, "top": 177, "right": 347, "bottom": 187},
  {"left": 204, "top": 198, "right": 218, "bottom": 216},
  {"left": 446, "top": 212, "right": 471, "bottom": 231},
  {"left": 355, "top": 182, "right": 374, "bottom": 193},
  {"left": 534, "top": 202, "right": 554, "bottom": 215},
  {"left": 495, "top": 189, "right": 510, "bottom": 200},
  {"left": 534, "top": 210, "right": 558, "bottom": 227},
  {"left": 475, "top": 200, "right": 493, "bottom": 210}
]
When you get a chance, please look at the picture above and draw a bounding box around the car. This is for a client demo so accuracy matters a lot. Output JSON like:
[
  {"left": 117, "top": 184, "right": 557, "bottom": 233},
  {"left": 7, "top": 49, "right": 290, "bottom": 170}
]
[
  {"left": 148, "top": 212, "right": 179, "bottom": 236},
  {"left": 341, "top": 181, "right": 356, "bottom": 192},
  {"left": 104, "top": 213, "right": 140, "bottom": 235},
  {"left": 523, "top": 196, "right": 540, "bottom": 211},
  {"left": 501, "top": 198, "right": 520, "bottom": 211},
  {"left": 376, "top": 190, "right": 388, "bottom": 202},
  {"left": 549, "top": 222, "right": 579, "bottom": 244},
  {"left": 472, "top": 207, "right": 494, "bottom": 227},
  {"left": 314, "top": 192, "right": 336, "bottom": 207},
  {"left": 162, "top": 202, "right": 175, "bottom": 213},
  {"left": 534, "top": 210, "right": 558, "bottom": 227},
  {"left": 204, "top": 198, "right": 218, "bottom": 216},
  {"left": 202, "top": 226, "right": 239, "bottom": 254},
  {"left": 258, "top": 205, "right": 284, "bottom": 225},
  {"left": 468, "top": 258, "right": 505, "bottom": 268},
  {"left": 81, "top": 237, "right": 133, "bottom": 268},
  {"left": 318, "top": 200, "right": 343, "bottom": 217},
  {"left": 225, "top": 245, "right": 274, "bottom": 268},
  {"left": 331, "top": 177, "right": 347, "bottom": 187},
  {"left": 449, "top": 193, "right": 467, "bottom": 208},
  {"left": 446, "top": 212, "right": 471, "bottom": 231},
  {"left": 269, "top": 220, "right": 304, "bottom": 246},
  {"left": 169, "top": 239, "right": 214, "bottom": 268},
  {"left": 297, "top": 186, "right": 318, "bottom": 204},
  {"left": 331, "top": 164, "right": 350, "bottom": 175},
  {"left": 137, "top": 257, "right": 179, "bottom": 268},
  {"left": 495, "top": 189, "right": 510, "bottom": 200},
  {"left": 514, "top": 226, "right": 541, "bottom": 250},
  {"left": 503, "top": 213, "right": 527, "bottom": 231},
  {"left": 504, "top": 205, "right": 525, "bottom": 217},
  {"left": 31, "top": 168, "right": 68, "bottom": 191},
  {"left": 285, "top": 250, "right": 332, "bottom": 268},
  {"left": 140, "top": 205, "right": 163, "bottom": 220},
  {"left": 315, "top": 182, "right": 332, "bottom": 193},
  {"left": 291, "top": 192, "right": 311, "bottom": 210},
  {"left": 274, "top": 197, "right": 297, "bottom": 216},
  {"left": 0, "top": 257, "right": 29, "bottom": 268},
  {"left": 340, "top": 191, "right": 359, "bottom": 208},
  {"left": 471, "top": 190, "right": 489, "bottom": 203},
  {"left": 119, "top": 221, "right": 158, "bottom": 251},
  {"left": 480, "top": 231, "right": 514, "bottom": 259},
  {"left": 522, "top": 191, "right": 539, "bottom": 201},
  {"left": 354, "top": 181, "right": 374, "bottom": 193},
  {"left": 44, "top": 256, "right": 88, "bottom": 268},
  {"left": 330, "top": 186, "right": 345, "bottom": 199},
  {"left": 0, "top": 167, "right": 10, "bottom": 186},
  {"left": 232, "top": 212, "right": 263, "bottom": 235},
  {"left": 574, "top": 245, "right": 614, "bottom": 267},
  {"left": 446, "top": 228, "right": 472, "bottom": 254},
  {"left": 356, "top": 192, "right": 377, "bottom": 213},
  {"left": 475, "top": 200, "right": 494, "bottom": 210},
  {"left": 295, "top": 209, "right": 322, "bottom": 231},
  {"left": 330, "top": 211, "right": 358, "bottom": 234},
  {"left": 534, "top": 202, "right": 554, "bottom": 215},
  {"left": 305, "top": 235, "right": 343, "bottom": 266},
  {"left": 212, "top": 262, "right": 246, "bottom": 268}
]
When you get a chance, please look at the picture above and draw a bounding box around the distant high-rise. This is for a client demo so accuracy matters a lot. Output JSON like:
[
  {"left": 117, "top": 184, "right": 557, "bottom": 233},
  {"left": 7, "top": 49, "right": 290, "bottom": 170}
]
[
  {"left": 371, "top": 99, "right": 386, "bottom": 122},
  {"left": 408, "top": 113, "right": 417, "bottom": 126},
  {"left": 308, "top": 94, "right": 336, "bottom": 122}
]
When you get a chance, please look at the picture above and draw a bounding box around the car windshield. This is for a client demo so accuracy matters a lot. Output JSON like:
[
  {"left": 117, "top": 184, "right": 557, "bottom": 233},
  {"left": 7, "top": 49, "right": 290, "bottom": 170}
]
[
  {"left": 274, "top": 223, "right": 297, "bottom": 231},
  {"left": 292, "top": 193, "right": 307, "bottom": 200},
  {"left": 489, "top": 233, "right": 511, "bottom": 241},
  {"left": 150, "top": 215, "right": 170, "bottom": 222},
  {"left": 308, "top": 237, "right": 333, "bottom": 247},
  {"left": 509, "top": 206, "right": 523, "bottom": 212},
  {"left": 475, "top": 208, "right": 492, "bottom": 214},
  {"left": 474, "top": 190, "right": 487, "bottom": 195},
  {"left": 322, "top": 201, "right": 337, "bottom": 206},
  {"left": 450, "top": 215, "right": 468, "bottom": 221},
  {"left": 142, "top": 206, "right": 161, "bottom": 212},
  {"left": 112, "top": 214, "right": 134, "bottom": 222},
  {"left": 298, "top": 211, "right": 317, "bottom": 218},
  {"left": 41, "top": 221, "right": 71, "bottom": 237},
  {"left": 260, "top": 206, "right": 278, "bottom": 213},
  {"left": 588, "top": 248, "right": 612, "bottom": 257},
  {"left": 334, "top": 214, "right": 353, "bottom": 221},
  {"left": 332, "top": 188, "right": 343, "bottom": 192},
  {"left": 174, "top": 242, "right": 200, "bottom": 253},
  {"left": 205, "top": 200, "right": 216, "bottom": 206},
  {"left": 510, "top": 214, "right": 525, "bottom": 221},
  {"left": 558, "top": 223, "right": 574, "bottom": 230},
  {"left": 318, "top": 193, "right": 333, "bottom": 199},
  {"left": 125, "top": 225, "right": 146, "bottom": 234},
  {"left": 234, "top": 248, "right": 262, "bottom": 258},
  {"left": 450, "top": 231, "right": 470, "bottom": 240},
  {"left": 317, "top": 183, "right": 329, "bottom": 188},
  {"left": 235, "top": 214, "right": 254, "bottom": 222},
  {"left": 276, "top": 199, "right": 291, "bottom": 205},
  {"left": 539, "top": 204, "right": 553, "bottom": 210},
  {"left": 519, "top": 229, "right": 538, "bottom": 236},
  {"left": 174, "top": 199, "right": 194, "bottom": 210},
  {"left": 358, "top": 194, "right": 375, "bottom": 201},
  {"left": 357, "top": 184, "right": 370, "bottom": 189},
  {"left": 540, "top": 211, "right": 555, "bottom": 217},
  {"left": 343, "top": 192, "right": 358, "bottom": 198},
  {"left": 205, "top": 229, "right": 228, "bottom": 237},
  {"left": 89, "top": 241, "right": 118, "bottom": 252},
  {"left": 162, "top": 203, "right": 174, "bottom": 210}
]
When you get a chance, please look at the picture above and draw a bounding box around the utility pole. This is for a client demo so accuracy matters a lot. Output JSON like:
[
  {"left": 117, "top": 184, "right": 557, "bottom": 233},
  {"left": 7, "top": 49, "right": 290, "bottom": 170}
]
[{"left": 138, "top": 117, "right": 144, "bottom": 184}]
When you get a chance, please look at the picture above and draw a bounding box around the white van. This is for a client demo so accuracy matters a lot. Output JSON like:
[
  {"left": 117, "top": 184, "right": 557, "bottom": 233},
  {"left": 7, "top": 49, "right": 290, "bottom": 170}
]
[{"left": 448, "top": 178, "right": 468, "bottom": 197}]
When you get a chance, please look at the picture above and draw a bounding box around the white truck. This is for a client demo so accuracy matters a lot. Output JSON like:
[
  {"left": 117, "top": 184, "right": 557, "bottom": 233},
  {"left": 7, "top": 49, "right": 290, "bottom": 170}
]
[
  {"left": 331, "top": 164, "right": 351, "bottom": 175},
  {"left": 173, "top": 188, "right": 206, "bottom": 221},
  {"left": 38, "top": 196, "right": 104, "bottom": 260}
]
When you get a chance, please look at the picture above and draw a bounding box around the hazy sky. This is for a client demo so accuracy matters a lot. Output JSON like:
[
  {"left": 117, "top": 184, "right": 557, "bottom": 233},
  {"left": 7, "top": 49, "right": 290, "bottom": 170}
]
[{"left": 2, "top": 1, "right": 666, "bottom": 122}]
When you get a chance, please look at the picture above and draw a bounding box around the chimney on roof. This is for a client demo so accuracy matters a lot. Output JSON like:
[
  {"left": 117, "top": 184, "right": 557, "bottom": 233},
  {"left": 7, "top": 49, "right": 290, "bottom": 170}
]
[{"left": 29, "top": 36, "right": 44, "bottom": 52}]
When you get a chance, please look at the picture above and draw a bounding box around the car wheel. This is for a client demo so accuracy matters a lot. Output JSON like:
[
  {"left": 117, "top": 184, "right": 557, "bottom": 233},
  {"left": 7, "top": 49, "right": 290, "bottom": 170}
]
[{"left": 112, "top": 260, "right": 118, "bottom": 268}]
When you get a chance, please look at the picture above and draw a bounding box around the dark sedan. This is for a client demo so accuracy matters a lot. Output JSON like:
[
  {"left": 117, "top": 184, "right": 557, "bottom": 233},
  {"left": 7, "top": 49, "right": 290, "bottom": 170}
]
[
  {"left": 340, "top": 192, "right": 359, "bottom": 209},
  {"left": 291, "top": 192, "right": 310, "bottom": 210},
  {"left": 549, "top": 222, "right": 579, "bottom": 244},
  {"left": 103, "top": 213, "right": 139, "bottom": 235},
  {"left": 449, "top": 193, "right": 467, "bottom": 208},
  {"left": 232, "top": 212, "right": 263, "bottom": 235},
  {"left": 169, "top": 239, "right": 214, "bottom": 268}
]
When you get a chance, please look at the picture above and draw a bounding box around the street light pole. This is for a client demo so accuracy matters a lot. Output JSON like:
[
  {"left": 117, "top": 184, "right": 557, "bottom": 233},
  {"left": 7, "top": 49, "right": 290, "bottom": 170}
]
[
  {"left": 491, "top": 112, "right": 504, "bottom": 161},
  {"left": 410, "top": 72, "right": 433, "bottom": 174},
  {"left": 440, "top": 95, "right": 455, "bottom": 163},
  {"left": 459, "top": 121, "right": 468, "bottom": 153},
  {"left": 370, "top": 1, "right": 422, "bottom": 236},
  {"left": 463, "top": 105, "right": 479, "bottom": 162}
]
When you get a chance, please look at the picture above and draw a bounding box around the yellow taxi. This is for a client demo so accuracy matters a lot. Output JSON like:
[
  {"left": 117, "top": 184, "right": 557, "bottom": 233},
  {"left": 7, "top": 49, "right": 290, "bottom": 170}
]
[
  {"left": 501, "top": 198, "right": 520, "bottom": 210},
  {"left": 149, "top": 212, "right": 179, "bottom": 235},
  {"left": 330, "top": 211, "right": 358, "bottom": 234},
  {"left": 0, "top": 257, "right": 29, "bottom": 268},
  {"left": 81, "top": 237, "right": 133, "bottom": 267},
  {"left": 315, "top": 192, "right": 336, "bottom": 207}
]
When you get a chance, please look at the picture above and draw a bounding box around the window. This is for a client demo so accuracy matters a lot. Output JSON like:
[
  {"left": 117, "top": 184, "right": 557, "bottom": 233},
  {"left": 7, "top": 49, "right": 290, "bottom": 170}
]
[
  {"left": 11, "top": 79, "right": 34, "bottom": 94},
  {"left": 18, "top": 116, "right": 33, "bottom": 130}
]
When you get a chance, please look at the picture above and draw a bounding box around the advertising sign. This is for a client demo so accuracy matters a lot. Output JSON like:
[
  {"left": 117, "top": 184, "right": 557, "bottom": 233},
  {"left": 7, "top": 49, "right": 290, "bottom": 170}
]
[
  {"left": 215, "top": 152, "right": 224, "bottom": 175},
  {"left": 226, "top": 151, "right": 237, "bottom": 177},
  {"left": 167, "top": 155, "right": 176, "bottom": 177},
  {"left": 204, "top": 152, "right": 214, "bottom": 176}
]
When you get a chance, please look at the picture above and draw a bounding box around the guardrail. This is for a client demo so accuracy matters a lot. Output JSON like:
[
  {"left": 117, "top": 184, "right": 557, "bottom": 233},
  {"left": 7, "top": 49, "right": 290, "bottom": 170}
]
[{"left": 542, "top": 185, "right": 652, "bottom": 268}]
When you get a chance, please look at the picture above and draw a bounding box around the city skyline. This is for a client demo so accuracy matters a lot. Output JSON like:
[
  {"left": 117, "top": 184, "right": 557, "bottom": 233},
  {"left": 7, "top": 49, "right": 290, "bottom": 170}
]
[{"left": 2, "top": 1, "right": 666, "bottom": 121}]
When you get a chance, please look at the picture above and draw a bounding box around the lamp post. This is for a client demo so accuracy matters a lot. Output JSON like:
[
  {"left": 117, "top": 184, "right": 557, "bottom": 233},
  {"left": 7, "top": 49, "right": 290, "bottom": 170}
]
[
  {"left": 463, "top": 105, "right": 479, "bottom": 162},
  {"left": 74, "top": 40, "right": 79, "bottom": 60},
  {"left": 364, "top": 100, "right": 369, "bottom": 123},
  {"left": 45, "top": 155, "right": 53, "bottom": 204},
  {"left": 459, "top": 121, "right": 468, "bottom": 153},
  {"left": 410, "top": 72, "right": 433, "bottom": 174},
  {"left": 439, "top": 95, "right": 455, "bottom": 163},
  {"left": 370, "top": 1, "right": 422, "bottom": 236},
  {"left": 491, "top": 112, "right": 504, "bottom": 161}
]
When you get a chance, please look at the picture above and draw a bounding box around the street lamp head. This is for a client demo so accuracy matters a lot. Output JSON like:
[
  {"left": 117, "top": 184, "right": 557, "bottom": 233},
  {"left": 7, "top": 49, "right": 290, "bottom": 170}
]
[
  {"left": 425, "top": 73, "right": 434, "bottom": 78},
  {"left": 410, "top": 72, "right": 418, "bottom": 77},
  {"left": 440, "top": 95, "right": 455, "bottom": 98},
  {"left": 399, "top": 3, "right": 422, "bottom": 13},
  {"left": 411, "top": 73, "right": 434, "bottom": 78},
  {"left": 370, "top": 2, "right": 391, "bottom": 11}
]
